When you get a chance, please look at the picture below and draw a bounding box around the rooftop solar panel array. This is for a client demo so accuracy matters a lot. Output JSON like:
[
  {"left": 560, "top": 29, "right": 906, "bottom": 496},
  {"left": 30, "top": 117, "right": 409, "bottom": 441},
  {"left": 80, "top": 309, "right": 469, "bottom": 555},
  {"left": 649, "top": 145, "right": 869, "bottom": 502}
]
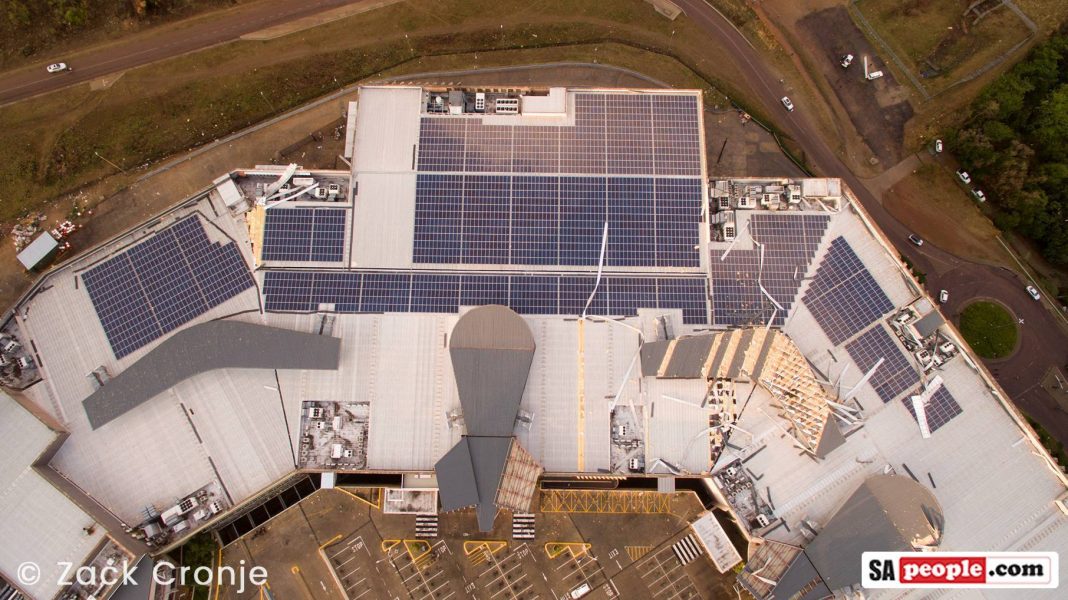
[
  {"left": 802, "top": 237, "right": 894, "bottom": 345},
  {"left": 844, "top": 325, "right": 920, "bottom": 403},
  {"left": 417, "top": 93, "right": 701, "bottom": 176},
  {"left": 413, "top": 175, "right": 701, "bottom": 267},
  {"left": 262, "top": 271, "right": 708, "bottom": 323},
  {"left": 710, "top": 213, "right": 830, "bottom": 327},
  {"left": 261, "top": 208, "right": 346, "bottom": 262},
  {"left": 82, "top": 216, "right": 256, "bottom": 358},
  {"left": 901, "top": 386, "right": 963, "bottom": 433}
]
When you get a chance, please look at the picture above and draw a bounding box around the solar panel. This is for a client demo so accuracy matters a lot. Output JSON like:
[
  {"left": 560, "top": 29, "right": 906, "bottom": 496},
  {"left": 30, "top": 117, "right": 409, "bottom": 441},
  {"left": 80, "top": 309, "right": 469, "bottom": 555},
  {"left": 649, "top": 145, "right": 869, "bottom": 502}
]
[
  {"left": 415, "top": 92, "right": 701, "bottom": 178},
  {"left": 803, "top": 237, "right": 894, "bottom": 345},
  {"left": 411, "top": 176, "right": 700, "bottom": 268},
  {"left": 82, "top": 256, "right": 163, "bottom": 358},
  {"left": 261, "top": 208, "right": 345, "bottom": 262},
  {"left": 83, "top": 215, "right": 255, "bottom": 358},
  {"left": 127, "top": 231, "right": 207, "bottom": 333},
  {"left": 710, "top": 213, "right": 830, "bottom": 327},
  {"left": 844, "top": 325, "right": 920, "bottom": 403},
  {"left": 901, "top": 386, "right": 962, "bottom": 432},
  {"left": 261, "top": 271, "right": 708, "bottom": 323}
]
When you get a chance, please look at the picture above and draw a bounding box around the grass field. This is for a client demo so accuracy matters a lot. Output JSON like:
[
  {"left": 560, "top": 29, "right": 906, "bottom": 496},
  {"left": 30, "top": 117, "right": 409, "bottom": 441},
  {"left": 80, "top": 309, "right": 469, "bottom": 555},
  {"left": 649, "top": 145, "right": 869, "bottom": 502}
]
[
  {"left": 856, "top": 0, "right": 1035, "bottom": 94},
  {"left": 0, "top": 0, "right": 770, "bottom": 230},
  {"left": 959, "top": 300, "right": 1019, "bottom": 359}
]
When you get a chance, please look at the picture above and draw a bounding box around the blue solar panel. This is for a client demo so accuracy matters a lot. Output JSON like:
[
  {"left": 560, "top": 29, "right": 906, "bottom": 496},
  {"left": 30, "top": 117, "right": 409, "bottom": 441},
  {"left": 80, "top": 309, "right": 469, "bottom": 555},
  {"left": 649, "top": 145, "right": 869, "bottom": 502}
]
[
  {"left": 607, "top": 178, "right": 655, "bottom": 267},
  {"left": 845, "top": 325, "right": 920, "bottom": 403},
  {"left": 82, "top": 256, "right": 163, "bottom": 358},
  {"left": 462, "top": 176, "right": 510, "bottom": 264},
  {"left": 84, "top": 215, "right": 255, "bottom": 358},
  {"left": 127, "top": 231, "right": 208, "bottom": 333},
  {"left": 654, "top": 179, "right": 702, "bottom": 268},
  {"left": 901, "top": 386, "right": 963, "bottom": 432},
  {"left": 261, "top": 208, "right": 345, "bottom": 262},
  {"left": 411, "top": 175, "right": 701, "bottom": 268},
  {"left": 711, "top": 213, "right": 830, "bottom": 327},
  {"left": 361, "top": 273, "right": 411, "bottom": 313},
  {"left": 512, "top": 176, "right": 559, "bottom": 265},
  {"left": 460, "top": 275, "right": 509, "bottom": 307},
  {"left": 262, "top": 271, "right": 708, "bottom": 323},
  {"left": 559, "top": 177, "right": 606, "bottom": 266},
  {"left": 803, "top": 237, "right": 894, "bottom": 345},
  {"left": 416, "top": 92, "right": 700, "bottom": 177},
  {"left": 413, "top": 174, "right": 463, "bottom": 264}
]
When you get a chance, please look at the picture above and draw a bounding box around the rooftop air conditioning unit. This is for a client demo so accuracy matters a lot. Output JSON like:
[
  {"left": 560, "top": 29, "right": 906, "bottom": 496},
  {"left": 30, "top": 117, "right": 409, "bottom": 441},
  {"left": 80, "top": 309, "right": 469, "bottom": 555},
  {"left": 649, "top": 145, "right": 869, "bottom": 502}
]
[
  {"left": 494, "top": 97, "right": 519, "bottom": 114},
  {"left": 315, "top": 187, "right": 328, "bottom": 199},
  {"left": 760, "top": 193, "right": 778, "bottom": 207},
  {"left": 756, "top": 514, "right": 770, "bottom": 528},
  {"left": 723, "top": 225, "right": 736, "bottom": 241},
  {"left": 736, "top": 196, "right": 754, "bottom": 209},
  {"left": 718, "top": 197, "right": 730, "bottom": 210},
  {"left": 310, "top": 407, "right": 324, "bottom": 419},
  {"left": 327, "top": 183, "right": 341, "bottom": 195},
  {"left": 475, "top": 93, "right": 486, "bottom": 113}
]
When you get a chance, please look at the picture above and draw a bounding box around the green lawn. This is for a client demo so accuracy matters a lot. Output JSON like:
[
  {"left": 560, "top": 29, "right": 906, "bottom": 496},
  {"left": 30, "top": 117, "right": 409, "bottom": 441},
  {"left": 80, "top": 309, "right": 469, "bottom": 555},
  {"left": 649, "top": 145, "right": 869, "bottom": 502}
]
[{"left": 959, "top": 301, "right": 1018, "bottom": 359}]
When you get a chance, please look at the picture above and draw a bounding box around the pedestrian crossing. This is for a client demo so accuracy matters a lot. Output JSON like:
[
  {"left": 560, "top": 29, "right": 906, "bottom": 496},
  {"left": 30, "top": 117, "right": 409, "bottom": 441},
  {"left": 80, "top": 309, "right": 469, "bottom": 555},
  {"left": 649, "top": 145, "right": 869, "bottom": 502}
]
[
  {"left": 415, "top": 514, "right": 438, "bottom": 538},
  {"left": 512, "top": 513, "right": 535, "bottom": 540},
  {"left": 671, "top": 534, "right": 704, "bottom": 566}
]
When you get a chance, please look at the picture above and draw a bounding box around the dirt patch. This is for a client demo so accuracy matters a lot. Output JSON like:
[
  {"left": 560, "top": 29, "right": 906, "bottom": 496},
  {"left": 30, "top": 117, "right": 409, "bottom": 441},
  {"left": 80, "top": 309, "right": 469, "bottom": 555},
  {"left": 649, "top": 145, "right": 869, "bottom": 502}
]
[
  {"left": 882, "top": 159, "right": 1008, "bottom": 266},
  {"left": 797, "top": 6, "right": 914, "bottom": 166}
]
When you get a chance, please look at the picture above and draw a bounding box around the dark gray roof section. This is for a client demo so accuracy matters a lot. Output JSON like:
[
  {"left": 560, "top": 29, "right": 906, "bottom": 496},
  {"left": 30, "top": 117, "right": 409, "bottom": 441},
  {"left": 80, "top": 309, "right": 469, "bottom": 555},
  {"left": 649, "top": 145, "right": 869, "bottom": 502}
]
[
  {"left": 805, "top": 474, "right": 943, "bottom": 592},
  {"left": 108, "top": 556, "right": 154, "bottom": 600},
  {"left": 750, "top": 329, "right": 778, "bottom": 378},
  {"left": 774, "top": 552, "right": 832, "bottom": 600},
  {"left": 707, "top": 330, "right": 734, "bottom": 378},
  {"left": 436, "top": 439, "right": 480, "bottom": 510},
  {"left": 450, "top": 305, "right": 536, "bottom": 436},
  {"left": 434, "top": 436, "right": 513, "bottom": 531},
  {"left": 813, "top": 415, "right": 846, "bottom": 459},
  {"left": 83, "top": 320, "right": 341, "bottom": 429},
  {"left": 913, "top": 311, "right": 945, "bottom": 339},
  {"left": 640, "top": 340, "right": 670, "bottom": 377},
  {"left": 662, "top": 335, "right": 715, "bottom": 378},
  {"left": 725, "top": 328, "right": 755, "bottom": 379}
]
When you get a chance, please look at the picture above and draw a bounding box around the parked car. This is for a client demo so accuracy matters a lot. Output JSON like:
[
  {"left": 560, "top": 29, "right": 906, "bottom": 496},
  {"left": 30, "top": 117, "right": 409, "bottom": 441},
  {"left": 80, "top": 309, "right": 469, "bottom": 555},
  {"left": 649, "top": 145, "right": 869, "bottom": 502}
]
[
  {"left": 1026, "top": 285, "right": 1041, "bottom": 301},
  {"left": 840, "top": 54, "right": 854, "bottom": 68},
  {"left": 939, "top": 290, "right": 949, "bottom": 304},
  {"left": 971, "top": 189, "right": 986, "bottom": 202},
  {"left": 908, "top": 234, "right": 924, "bottom": 247},
  {"left": 957, "top": 170, "right": 971, "bottom": 184},
  {"left": 934, "top": 139, "right": 943, "bottom": 153},
  {"left": 781, "top": 96, "right": 794, "bottom": 112},
  {"left": 46, "top": 62, "right": 69, "bottom": 73}
]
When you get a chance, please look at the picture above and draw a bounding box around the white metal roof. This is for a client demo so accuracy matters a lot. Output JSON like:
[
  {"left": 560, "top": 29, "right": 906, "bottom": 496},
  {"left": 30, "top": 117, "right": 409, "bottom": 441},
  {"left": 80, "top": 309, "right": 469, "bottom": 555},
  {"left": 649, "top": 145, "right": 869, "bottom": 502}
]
[{"left": 0, "top": 392, "right": 105, "bottom": 599}]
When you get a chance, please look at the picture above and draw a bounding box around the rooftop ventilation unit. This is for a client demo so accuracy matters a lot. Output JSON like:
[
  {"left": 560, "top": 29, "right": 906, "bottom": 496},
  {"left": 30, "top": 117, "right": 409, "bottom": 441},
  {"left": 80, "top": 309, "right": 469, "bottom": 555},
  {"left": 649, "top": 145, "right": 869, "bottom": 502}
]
[{"left": 494, "top": 97, "right": 520, "bottom": 114}]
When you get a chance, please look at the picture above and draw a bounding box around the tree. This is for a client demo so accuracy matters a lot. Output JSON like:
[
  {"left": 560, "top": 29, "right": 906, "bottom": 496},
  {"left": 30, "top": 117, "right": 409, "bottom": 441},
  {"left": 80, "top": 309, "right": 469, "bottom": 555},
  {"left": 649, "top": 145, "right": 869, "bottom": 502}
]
[{"left": 1030, "top": 84, "right": 1068, "bottom": 162}]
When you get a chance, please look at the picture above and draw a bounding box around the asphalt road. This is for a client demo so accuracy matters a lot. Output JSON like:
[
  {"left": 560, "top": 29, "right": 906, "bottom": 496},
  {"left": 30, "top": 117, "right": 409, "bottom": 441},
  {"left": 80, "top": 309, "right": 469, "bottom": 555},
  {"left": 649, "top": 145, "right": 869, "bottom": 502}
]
[
  {"left": 675, "top": 0, "right": 1068, "bottom": 442},
  {"left": 0, "top": 0, "right": 365, "bottom": 105}
]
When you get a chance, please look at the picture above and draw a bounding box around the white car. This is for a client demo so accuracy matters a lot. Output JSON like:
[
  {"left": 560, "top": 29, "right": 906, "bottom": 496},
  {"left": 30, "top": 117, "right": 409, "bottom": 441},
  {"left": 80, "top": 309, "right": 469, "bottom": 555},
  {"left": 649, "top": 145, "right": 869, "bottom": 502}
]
[
  {"left": 939, "top": 290, "right": 949, "bottom": 304},
  {"left": 934, "top": 139, "right": 943, "bottom": 153},
  {"left": 971, "top": 189, "right": 986, "bottom": 202},
  {"left": 908, "top": 234, "right": 923, "bottom": 247},
  {"left": 46, "top": 62, "right": 68, "bottom": 73},
  {"left": 1026, "top": 285, "right": 1041, "bottom": 301},
  {"left": 841, "top": 54, "right": 854, "bottom": 68},
  {"left": 781, "top": 96, "right": 794, "bottom": 112},
  {"left": 957, "top": 170, "right": 971, "bottom": 184}
]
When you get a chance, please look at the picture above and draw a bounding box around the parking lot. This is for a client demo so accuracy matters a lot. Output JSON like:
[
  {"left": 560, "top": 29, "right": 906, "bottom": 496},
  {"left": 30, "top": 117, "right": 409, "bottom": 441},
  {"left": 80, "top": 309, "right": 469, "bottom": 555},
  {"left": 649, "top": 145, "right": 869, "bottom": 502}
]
[{"left": 217, "top": 487, "right": 736, "bottom": 600}]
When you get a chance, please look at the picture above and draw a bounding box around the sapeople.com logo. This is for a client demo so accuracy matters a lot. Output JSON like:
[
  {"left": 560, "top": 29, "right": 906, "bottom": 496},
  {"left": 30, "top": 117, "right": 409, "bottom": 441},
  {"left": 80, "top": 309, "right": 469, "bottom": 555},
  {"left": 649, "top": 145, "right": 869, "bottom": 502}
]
[{"left": 862, "top": 552, "right": 1058, "bottom": 589}]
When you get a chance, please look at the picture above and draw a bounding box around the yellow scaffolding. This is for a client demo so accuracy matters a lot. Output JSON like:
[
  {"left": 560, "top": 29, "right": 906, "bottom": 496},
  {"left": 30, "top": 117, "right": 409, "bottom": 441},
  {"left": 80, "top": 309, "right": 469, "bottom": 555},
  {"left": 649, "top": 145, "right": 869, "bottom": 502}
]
[{"left": 539, "top": 490, "right": 671, "bottom": 514}]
